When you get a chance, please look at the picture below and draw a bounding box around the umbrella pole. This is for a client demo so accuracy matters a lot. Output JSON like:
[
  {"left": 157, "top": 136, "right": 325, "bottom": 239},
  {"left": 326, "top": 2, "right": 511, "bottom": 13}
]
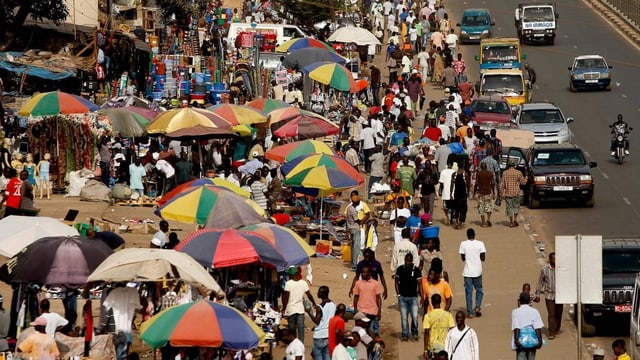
[
  {"left": 319, "top": 197, "right": 323, "bottom": 243},
  {"left": 199, "top": 144, "right": 204, "bottom": 178}
]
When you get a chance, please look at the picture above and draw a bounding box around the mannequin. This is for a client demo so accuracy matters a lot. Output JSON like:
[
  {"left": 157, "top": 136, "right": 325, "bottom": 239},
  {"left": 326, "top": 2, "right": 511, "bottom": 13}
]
[
  {"left": 0, "top": 138, "right": 10, "bottom": 172},
  {"left": 24, "top": 153, "right": 36, "bottom": 186},
  {"left": 36, "top": 153, "right": 51, "bottom": 199},
  {"left": 11, "top": 153, "right": 23, "bottom": 173}
]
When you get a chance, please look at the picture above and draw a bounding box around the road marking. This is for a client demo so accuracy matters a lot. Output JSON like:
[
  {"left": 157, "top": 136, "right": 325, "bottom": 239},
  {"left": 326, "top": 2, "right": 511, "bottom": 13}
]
[
  {"left": 622, "top": 93, "right": 628, "bottom": 98},
  {"left": 602, "top": 172, "right": 609, "bottom": 179},
  {"left": 623, "top": 197, "right": 632, "bottom": 205}
]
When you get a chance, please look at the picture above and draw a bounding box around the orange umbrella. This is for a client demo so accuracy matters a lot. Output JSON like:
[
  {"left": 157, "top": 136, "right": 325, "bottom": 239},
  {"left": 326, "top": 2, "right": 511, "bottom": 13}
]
[{"left": 354, "top": 79, "right": 369, "bottom": 92}]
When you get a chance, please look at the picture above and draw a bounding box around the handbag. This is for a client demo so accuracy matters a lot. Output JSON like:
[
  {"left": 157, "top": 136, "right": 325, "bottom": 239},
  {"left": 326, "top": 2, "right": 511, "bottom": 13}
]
[{"left": 517, "top": 325, "right": 539, "bottom": 349}]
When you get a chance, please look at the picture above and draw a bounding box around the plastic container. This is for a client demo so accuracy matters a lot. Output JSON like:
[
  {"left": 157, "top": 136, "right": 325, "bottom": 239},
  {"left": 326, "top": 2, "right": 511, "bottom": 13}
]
[
  {"left": 74, "top": 223, "right": 92, "bottom": 237},
  {"left": 204, "top": 72, "right": 212, "bottom": 83},
  {"left": 165, "top": 86, "right": 177, "bottom": 97},
  {"left": 179, "top": 81, "right": 191, "bottom": 95},
  {"left": 152, "top": 91, "right": 163, "bottom": 101},
  {"left": 213, "top": 82, "right": 226, "bottom": 91},
  {"left": 205, "top": 82, "right": 213, "bottom": 91},
  {"left": 153, "top": 74, "right": 166, "bottom": 90},
  {"left": 194, "top": 72, "right": 205, "bottom": 84},
  {"left": 193, "top": 84, "right": 206, "bottom": 93}
]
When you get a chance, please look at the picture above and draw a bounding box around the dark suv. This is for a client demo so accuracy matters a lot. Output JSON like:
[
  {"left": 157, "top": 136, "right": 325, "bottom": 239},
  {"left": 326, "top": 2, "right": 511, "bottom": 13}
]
[
  {"left": 525, "top": 144, "right": 596, "bottom": 208},
  {"left": 578, "top": 238, "right": 640, "bottom": 336}
]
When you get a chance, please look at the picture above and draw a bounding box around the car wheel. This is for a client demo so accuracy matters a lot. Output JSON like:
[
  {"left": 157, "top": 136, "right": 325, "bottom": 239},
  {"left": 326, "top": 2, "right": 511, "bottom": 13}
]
[
  {"left": 569, "top": 81, "right": 576, "bottom": 92},
  {"left": 581, "top": 316, "right": 597, "bottom": 337},
  {"left": 584, "top": 197, "right": 595, "bottom": 208}
]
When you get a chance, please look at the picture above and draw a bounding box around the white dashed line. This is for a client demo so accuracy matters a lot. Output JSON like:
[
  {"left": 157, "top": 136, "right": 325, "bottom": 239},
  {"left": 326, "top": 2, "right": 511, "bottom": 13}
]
[
  {"left": 623, "top": 197, "right": 632, "bottom": 205},
  {"left": 602, "top": 172, "right": 609, "bottom": 180},
  {"left": 622, "top": 93, "right": 628, "bottom": 98}
]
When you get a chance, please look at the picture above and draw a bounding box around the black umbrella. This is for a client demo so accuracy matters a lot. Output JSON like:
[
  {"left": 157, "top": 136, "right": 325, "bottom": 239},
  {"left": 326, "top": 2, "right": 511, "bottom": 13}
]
[
  {"left": 283, "top": 48, "right": 347, "bottom": 69},
  {"left": 0, "top": 236, "right": 113, "bottom": 288}
]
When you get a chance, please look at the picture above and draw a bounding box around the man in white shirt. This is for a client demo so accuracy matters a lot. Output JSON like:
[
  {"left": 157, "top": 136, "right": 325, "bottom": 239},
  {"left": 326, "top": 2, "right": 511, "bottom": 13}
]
[
  {"left": 445, "top": 29, "right": 459, "bottom": 57},
  {"left": 153, "top": 153, "right": 175, "bottom": 196},
  {"left": 39, "top": 299, "right": 69, "bottom": 338},
  {"left": 361, "top": 122, "right": 376, "bottom": 173},
  {"left": 445, "top": 310, "right": 480, "bottom": 360},
  {"left": 150, "top": 220, "right": 169, "bottom": 248},
  {"left": 459, "top": 228, "right": 486, "bottom": 318},
  {"left": 390, "top": 228, "right": 419, "bottom": 273},
  {"left": 281, "top": 328, "right": 306, "bottom": 360},
  {"left": 307, "top": 286, "right": 336, "bottom": 360},
  {"left": 438, "top": 161, "right": 455, "bottom": 224},
  {"left": 389, "top": 197, "right": 411, "bottom": 243},
  {"left": 512, "top": 293, "right": 544, "bottom": 359},
  {"left": 331, "top": 335, "right": 354, "bottom": 360},
  {"left": 103, "top": 285, "right": 142, "bottom": 357},
  {"left": 417, "top": 49, "right": 430, "bottom": 83}
]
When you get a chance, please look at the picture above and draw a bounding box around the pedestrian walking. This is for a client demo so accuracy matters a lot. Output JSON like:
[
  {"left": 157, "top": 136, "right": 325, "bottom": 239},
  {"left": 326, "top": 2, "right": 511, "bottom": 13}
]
[
  {"left": 474, "top": 162, "right": 495, "bottom": 227},
  {"left": 349, "top": 248, "right": 389, "bottom": 300},
  {"left": 282, "top": 266, "right": 317, "bottom": 343},
  {"left": 459, "top": 229, "right": 485, "bottom": 318},
  {"left": 353, "top": 265, "right": 383, "bottom": 334},
  {"left": 345, "top": 191, "right": 371, "bottom": 270},
  {"left": 394, "top": 253, "right": 422, "bottom": 342},
  {"left": 500, "top": 161, "right": 527, "bottom": 227},
  {"left": 450, "top": 166, "right": 468, "bottom": 229},
  {"left": 512, "top": 293, "right": 544, "bottom": 360},
  {"left": 535, "top": 252, "right": 562, "bottom": 340},
  {"left": 307, "top": 286, "right": 337, "bottom": 360},
  {"left": 423, "top": 294, "right": 455, "bottom": 359},
  {"left": 391, "top": 228, "right": 419, "bottom": 274},
  {"left": 445, "top": 310, "right": 480, "bottom": 360},
  {"left": 328, "top": 303, "right": 346, "bottom": 357}
]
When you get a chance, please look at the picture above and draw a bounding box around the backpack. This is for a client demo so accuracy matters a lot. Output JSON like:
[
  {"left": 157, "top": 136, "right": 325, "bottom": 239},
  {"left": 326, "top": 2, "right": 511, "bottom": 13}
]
[{"left": 453, "top": 172, "right": 467, "bottom": 199}]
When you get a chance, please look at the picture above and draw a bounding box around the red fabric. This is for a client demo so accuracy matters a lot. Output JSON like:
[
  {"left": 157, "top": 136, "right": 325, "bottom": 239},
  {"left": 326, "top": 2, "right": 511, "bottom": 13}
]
[
  {"left": 5, "top": 178, "right": 22, "bottom": 209},
  {"left": 84, "top": 300, "right": 93, "bottom": 342},
  {"left": 271, "top": 213, "right": 291, "bottom": 226},
  {"left": 328, "top": 315, "right": 345, "bottom": 355},
  {"left": 422, "top": 127, "right": 442, "bottom": 142}
]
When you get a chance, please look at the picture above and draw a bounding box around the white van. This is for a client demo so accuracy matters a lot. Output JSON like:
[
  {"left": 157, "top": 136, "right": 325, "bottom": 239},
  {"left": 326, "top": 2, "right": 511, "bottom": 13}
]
[{"left": 226, "top": 23, "right": 309, "bottom": 51}]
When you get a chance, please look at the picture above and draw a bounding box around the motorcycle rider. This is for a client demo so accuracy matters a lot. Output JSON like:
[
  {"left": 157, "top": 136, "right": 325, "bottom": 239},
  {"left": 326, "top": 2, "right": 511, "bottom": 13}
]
[{"left": 611, "top": 113, "right": 630, "bottom": 156}]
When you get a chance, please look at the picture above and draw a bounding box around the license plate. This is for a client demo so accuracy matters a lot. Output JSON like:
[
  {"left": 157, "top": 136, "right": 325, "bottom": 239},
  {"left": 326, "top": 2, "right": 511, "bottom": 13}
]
[
  {"left": 585, "top": 80, "right": 598, "bottom": 83},
  {"left": 469, "top": 36, "right": 479, "bottom": 39},
  {"left": 615, "top": 304, "right": 632, "bottom": 313},
  {"left": 553, "top": 186, "right": 573, "bottom": 191},
  {"left": 534, "top": 34, "right": 545, "bottom": 37}
]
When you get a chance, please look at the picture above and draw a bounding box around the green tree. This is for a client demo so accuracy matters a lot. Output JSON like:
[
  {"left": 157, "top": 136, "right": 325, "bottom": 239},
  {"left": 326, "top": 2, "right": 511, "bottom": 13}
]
[
  {"left": 271, "top": 0, "right": 343, "bottom": 34},
  {"left": 0, "top": 0, "right": 69, "bottom": 30},
  {"left": 156, "top": 0, "right": 209, "bottom": 26}
]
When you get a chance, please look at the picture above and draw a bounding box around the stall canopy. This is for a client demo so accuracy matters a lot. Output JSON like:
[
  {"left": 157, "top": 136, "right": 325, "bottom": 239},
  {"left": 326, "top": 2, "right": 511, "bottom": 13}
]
[{"left": 0, "top": 52, "right": 75, "bottom": 80}]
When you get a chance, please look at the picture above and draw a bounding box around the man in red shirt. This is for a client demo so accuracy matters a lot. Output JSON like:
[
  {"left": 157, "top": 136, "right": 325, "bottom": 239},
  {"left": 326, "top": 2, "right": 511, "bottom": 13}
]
[
  {"left": 328, "top": 303, "right": 346, "bottom": 355},
  {"left": 422, "top": 120, "right": 442, "bottom": 142},
  {"left": 2, "top": 168, "right": 21, "bottom": 217}
]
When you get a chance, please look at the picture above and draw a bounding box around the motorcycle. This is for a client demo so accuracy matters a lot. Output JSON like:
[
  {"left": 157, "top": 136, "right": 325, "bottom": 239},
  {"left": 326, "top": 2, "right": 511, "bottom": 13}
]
[{"left": 610, "top": 123, "right": 632, "bottom": 164}]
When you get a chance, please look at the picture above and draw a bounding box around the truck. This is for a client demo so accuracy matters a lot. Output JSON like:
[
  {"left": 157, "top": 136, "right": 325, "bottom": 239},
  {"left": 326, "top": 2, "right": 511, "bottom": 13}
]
[
  {"left": 478, "top": 69, "right": 531, "bottom": 107},
  {"left": 475, "top": 38, "right": 526, "bottom": 74},
  {"left": 514, "top": 3, "right": 558, "bottom": 45}
]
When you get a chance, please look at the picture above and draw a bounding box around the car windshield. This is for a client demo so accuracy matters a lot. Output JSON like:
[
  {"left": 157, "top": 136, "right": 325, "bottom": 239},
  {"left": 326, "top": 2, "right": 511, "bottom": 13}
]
[
  {"left": 532, "top": 150, "right": 585, "bottom": 166},
  {"left": 520, "top": 109, "right": 563, "bottom": 124},
  {"left": 603, "top": 251, "right": 640, "bottom": 274},
  {"left": 574, "top": 58, "right": 607, "bottom": 69},
  {"left": 482, "top": 75, "right": 523, "bottom": 94},
  {"left": 462, "top": 15, "right": 489, "bottom": 26},
  {"left": 472, "top": 100, "right": 511, "bottom": 114},
  {"left": 523, "top": 7, "right": 554, "bottom": 22},
  {"left": 482, "top": 45, "right": 518, "bottom": 63}
]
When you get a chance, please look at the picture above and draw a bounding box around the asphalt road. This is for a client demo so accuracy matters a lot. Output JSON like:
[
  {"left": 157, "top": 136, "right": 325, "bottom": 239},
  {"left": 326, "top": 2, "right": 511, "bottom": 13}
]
[{"left": 445, "top": 0, "right": 640, "bottom": 354}]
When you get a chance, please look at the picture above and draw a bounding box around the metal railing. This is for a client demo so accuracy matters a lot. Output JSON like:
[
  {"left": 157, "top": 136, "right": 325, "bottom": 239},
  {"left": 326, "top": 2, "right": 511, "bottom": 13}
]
[{"left": 598, "top": 0, "right": 640, "bottom": 32}]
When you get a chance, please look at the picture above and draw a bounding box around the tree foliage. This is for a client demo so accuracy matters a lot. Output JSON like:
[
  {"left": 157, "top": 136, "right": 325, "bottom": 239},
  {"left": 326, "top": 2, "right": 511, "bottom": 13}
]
[
  {"left": 271, "top": 0, "right": 343, "bottom": 34},
  {"left": 156, "top": 0, "right": 210, "bottom": 26},
  {"left": 0, "top": 0, "right": 69, "bottom": 30}
]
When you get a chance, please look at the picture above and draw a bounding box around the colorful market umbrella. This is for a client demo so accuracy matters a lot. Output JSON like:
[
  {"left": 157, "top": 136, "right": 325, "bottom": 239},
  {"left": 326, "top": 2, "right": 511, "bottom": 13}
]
[
  {"left": 0, "top": 236, "right": 112, "bottom": 288},
  {"left": 283, "top": 48, "right": 347, "bottom": 69},
  {"left": 206, "top": 104, "right": 268, "bottom": 125},
  {"left": 126, "top": 106, "right": 161, "bottom": 122},
  {"left": 265, "top": 139, "right": 335, "bottom": 163},
  {"left": 353, "top": 79, "right": 370, "bottom": 93},
  {"left": 156, "top": 185, "right": 264, "bottom": 225},
  {"left": 147, "top": 108, "right": 234, "bottom": 138},
  {"left": 269, "top": 108, "right": 340, "bottom": 139},
  {"left": 246, "top": 98, "right": 290, "bottom": 114},
  {"left": 97, "top": 108, "right": 149, "bottom": 137},
  {"left": 301, "top": 61, "right": 357, "bottom": 92},
  {"left": 175, "top": 228, "right": 286, "bottom": 269},
  {"left": 233, "top": 124, "right": 255, "bottom": 136},
  {"left": 276, "top": 37, "right": 335, "bottom": 53},
  {"left": 140, "top": 300, "right": 265, "bottom": 349},
  {"left": 240, "top": 223, "right": 315, "bottom": 268},
  {"left": 18, "top": 91, "right": 99, "bottom": 116},
  {"left": 158, "top": 178, "right": 250, "bottom": 206},
  {"left": 280, "top": 153, "right": 364, "bottom": 194}
]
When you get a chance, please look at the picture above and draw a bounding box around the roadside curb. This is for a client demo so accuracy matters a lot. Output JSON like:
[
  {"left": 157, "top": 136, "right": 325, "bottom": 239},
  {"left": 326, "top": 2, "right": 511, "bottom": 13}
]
[{"left": 520, "top": 212, "right": 548, "bottom": 266}]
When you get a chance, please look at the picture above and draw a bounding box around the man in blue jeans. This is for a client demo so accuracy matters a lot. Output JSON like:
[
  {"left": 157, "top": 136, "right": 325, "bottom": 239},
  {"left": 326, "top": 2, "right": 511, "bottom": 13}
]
[
  {"left": 282, "top": 266, "right": 316, "bottom": 343},
  {"left": 459, "top": 228, "right": 486, "bottom": 318},
  {"left": 306, "top": 286, "right": 336, "bottom": 360},
  {"left": 394, "top": 253, "right": 423, "bottom": 342}
]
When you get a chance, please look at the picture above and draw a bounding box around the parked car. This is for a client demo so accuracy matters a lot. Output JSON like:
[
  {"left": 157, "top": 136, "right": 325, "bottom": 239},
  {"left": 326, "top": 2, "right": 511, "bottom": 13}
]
[
  {"left": 569, "top": 55, "right": 612, "bottom": 91},
  {"left": 471, "top": 95, "right": 513, "bottom": 131},
  {"left": 512, "top": 102, "right": 573, "bottom": 143},
  {"left": 457, "top": 8, "right": 494, "bottom": 44}
]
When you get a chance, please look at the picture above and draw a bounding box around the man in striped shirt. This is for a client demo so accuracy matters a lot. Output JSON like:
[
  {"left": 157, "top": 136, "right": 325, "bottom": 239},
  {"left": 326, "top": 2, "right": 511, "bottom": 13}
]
[{"left": 535, "top": 252, "right": 562, "bottom": 339}]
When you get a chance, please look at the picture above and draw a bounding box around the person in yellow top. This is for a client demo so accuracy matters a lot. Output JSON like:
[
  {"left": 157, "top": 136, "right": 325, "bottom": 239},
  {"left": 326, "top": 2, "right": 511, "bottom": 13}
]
[
  {"left": 613, "top": 339, "right": 631, "bottom": 360},
  {"left": 423, "top": 294, "right": 454, "bottom": 359},
  {"left": 345, "top": 191, "right": 371, "bottom": 271},
  {"left": 18, "top": 316, "right": 60, "bottom": 360}
]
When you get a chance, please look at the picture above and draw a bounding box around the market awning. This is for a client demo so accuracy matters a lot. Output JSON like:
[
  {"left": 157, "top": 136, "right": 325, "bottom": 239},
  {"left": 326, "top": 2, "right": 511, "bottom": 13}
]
[{"left": 0, "top": 52, "right": 75, "bottom": 80}]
